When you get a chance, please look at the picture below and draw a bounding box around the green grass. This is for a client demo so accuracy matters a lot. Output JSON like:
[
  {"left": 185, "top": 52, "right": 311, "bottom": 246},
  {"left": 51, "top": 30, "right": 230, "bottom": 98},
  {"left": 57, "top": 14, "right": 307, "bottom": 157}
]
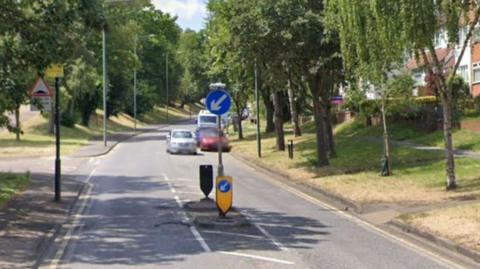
[
  {"left": 230, "top": 119, "right": 480, "bottom": 204},
  {"left": 334, "top": 118, "right": 480, "bottom": 152},
  {"left": 0, "top": 172, "right": 30, "bottom": 208},
  {"left": 0, "top": 105, "right": 193, "bottom": 158}
]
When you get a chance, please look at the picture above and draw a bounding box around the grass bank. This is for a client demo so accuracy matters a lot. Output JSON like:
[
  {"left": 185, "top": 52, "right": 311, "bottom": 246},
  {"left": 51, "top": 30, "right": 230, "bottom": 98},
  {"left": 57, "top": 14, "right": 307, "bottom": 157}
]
[
  {"left": 400, "top": 203, "right": 480, "bottom": 253},
  {"left": 0, "top": 172, "right": 30, "bottom": 208},
  {"left": 0, "top": 105, "right": 192, "bottom": 158},
  {"left": 338, "top": 118, "right": 480, "bottom": 152},
  {"left": 230, "top": 119, "right": 480, "bottom": 205}
]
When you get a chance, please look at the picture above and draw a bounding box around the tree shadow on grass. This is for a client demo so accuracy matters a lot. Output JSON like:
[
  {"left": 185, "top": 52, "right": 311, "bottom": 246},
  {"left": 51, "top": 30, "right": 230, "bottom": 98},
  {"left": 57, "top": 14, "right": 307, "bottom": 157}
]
[{"left": 292, "top": 137, "right": 445, "bottom": 179}]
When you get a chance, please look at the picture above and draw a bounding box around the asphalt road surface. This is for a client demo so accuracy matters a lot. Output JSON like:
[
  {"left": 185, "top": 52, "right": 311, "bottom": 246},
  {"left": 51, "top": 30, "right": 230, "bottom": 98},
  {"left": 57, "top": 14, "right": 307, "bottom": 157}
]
[{"left": 43, "top": 122, "right": 465, "bottom": 269}]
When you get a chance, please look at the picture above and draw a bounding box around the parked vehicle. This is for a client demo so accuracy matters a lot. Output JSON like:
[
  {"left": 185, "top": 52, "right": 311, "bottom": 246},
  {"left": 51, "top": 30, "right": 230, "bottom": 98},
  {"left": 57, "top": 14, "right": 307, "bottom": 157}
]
[
  {"left": 198, "top": 128, "right": 231, "bottom": 152},
  {"left": 166, "top": 129, "right": 197, "bottom": 155}
]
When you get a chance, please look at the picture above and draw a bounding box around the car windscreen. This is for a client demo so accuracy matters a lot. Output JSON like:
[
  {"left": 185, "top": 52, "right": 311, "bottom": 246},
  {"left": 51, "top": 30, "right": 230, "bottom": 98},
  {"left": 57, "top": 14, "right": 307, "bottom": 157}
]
[
  {"left": 172, "top": 131, "right": 193, "bottom": 139},
  {"left": 199, "top": 116, "right": 217, "bottom": 124}
]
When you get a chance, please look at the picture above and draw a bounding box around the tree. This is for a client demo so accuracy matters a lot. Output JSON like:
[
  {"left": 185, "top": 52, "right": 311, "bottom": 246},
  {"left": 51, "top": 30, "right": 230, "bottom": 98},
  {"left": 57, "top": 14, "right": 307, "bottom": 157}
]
[
  {"left": 328, "top": 0, "right": 480, "bottom": 188},
  {"left": 177, "top": 30, "right": 210, "bottom": 106},
  {"left": 326, "top": 0, "right": 408, "bottom": 175},
  {"left": 278, "top": 0, "right": 343, "bottom": 166}
]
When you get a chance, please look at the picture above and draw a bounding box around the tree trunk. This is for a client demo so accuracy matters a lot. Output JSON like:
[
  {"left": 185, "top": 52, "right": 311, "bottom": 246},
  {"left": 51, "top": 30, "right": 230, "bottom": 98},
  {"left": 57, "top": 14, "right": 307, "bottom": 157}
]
[
  {"left": 272, "top": 91, "right": 285, "bottom": 151},
  {"left": 14, "top": 106, "right": 20, "bottom": 141},
  {"left": 422, "top": 48, "right": 457, "bottom": 189},
  {"left": 287, "top": 73, "right": 301, "bottom": 137},
  {"left": 261, "top": 88, "right": 275, "bottom": 133},
  {"left": 310, "top": 75, "right": 329, "bottom": 166},
  {"left": 441, "top": 91, "right": 457, "bottom": 189},
  {"left": 381, "top": 98, "right": 392, "bottom": 176},
  {"left": 236, "top": 106, "right": 244, "bottom": 140},
  {"left": 324, "top": 106, "right": 336, "bottom": 158}
]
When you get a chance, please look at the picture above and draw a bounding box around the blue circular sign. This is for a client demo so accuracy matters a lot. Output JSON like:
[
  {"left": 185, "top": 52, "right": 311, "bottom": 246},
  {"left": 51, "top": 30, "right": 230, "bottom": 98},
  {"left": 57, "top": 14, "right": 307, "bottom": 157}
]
[
  {"left": 206, "top": 90, "right": 231, "bottom": 115},
  {"left": 217, "top": 180, "right": 231, "bottom": 193}
]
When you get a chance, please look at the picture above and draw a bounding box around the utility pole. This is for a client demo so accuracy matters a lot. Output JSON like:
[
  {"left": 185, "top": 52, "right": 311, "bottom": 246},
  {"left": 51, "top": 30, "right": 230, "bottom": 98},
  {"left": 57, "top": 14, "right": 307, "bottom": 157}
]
[
  {"left": 102, "top": 28, "right": 108, "bottom": 147},
  {"left": 255, "top": 60, "right": 261, "bottom": 158},
  {"left": 166, "top": 53, "right": 169, "bottom": 124},
  {"left": 133, "top": 36, "right": 137, "bottom": 133}
]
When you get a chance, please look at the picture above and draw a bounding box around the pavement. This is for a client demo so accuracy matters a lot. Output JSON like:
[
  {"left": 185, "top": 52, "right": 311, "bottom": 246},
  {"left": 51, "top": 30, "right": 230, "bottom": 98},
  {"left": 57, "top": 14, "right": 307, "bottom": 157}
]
[{"left": 22, "top": 121, "right": 474, "bottom": 269}]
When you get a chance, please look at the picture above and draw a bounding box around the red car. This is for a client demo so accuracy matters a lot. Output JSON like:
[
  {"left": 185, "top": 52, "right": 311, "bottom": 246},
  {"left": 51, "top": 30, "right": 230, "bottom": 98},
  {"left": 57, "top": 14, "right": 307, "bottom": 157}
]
[{"left": 198, "top": 128, "right": 231, "bottom": 152}]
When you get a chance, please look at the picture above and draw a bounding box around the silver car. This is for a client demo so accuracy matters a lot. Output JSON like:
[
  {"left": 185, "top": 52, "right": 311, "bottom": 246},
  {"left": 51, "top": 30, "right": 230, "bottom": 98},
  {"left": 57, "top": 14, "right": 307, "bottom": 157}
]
[{"left": 166, "top": 129, "right": 197, "bottom": 155}]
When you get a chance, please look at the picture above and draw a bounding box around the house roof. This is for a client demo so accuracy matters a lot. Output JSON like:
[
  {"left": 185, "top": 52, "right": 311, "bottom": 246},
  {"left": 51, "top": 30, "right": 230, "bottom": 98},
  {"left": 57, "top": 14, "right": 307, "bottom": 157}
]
[{"left": 406, "top": 47, "right": 455, "bottom": 71}]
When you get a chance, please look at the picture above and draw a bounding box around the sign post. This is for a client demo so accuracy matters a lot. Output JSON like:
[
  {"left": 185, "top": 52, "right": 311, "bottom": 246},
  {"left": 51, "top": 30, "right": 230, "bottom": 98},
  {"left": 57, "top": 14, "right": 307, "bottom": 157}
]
[
  {"left": 206, "top": 83, "right": 231, "bottom": 177},
  {"left": 215, "top": 176, "right": 233, "bottom": 216},
  {"left": 45, "top": 65, "right": 64, "bottom": 202},
  {"left": 30, "top": 78, "right": 52, "bottom": 112}
]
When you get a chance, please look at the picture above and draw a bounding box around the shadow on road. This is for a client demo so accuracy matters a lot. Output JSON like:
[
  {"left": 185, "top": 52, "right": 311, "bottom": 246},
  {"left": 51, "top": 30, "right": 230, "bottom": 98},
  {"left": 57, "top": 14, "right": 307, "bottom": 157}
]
[{"left": 1, "top": 171, "right": 330, "bottom": 267}]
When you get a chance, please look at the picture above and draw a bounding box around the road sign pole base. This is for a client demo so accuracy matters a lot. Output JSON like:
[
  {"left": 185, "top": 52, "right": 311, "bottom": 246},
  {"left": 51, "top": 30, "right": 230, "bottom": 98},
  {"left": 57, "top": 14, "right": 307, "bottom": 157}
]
[
  {"left": 54, "top": 159, "right": 61, "bottom": 202},
  {"left": 217, "top": 164, "right": 224, "bottom": 177}
]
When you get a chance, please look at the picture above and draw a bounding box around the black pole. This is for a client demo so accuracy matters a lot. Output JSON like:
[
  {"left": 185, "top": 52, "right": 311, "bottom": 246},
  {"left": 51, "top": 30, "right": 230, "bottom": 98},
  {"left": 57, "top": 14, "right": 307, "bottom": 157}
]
[{"left": 54, "top": 77, "right": 61, "bottom": 202}]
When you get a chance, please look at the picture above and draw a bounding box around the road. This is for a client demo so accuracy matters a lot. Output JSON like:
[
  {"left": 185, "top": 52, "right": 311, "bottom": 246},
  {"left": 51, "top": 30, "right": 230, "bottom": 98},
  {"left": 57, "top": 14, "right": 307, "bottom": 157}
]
[{"left": 43, "top": 122, "right": 462, "bottom": 269}]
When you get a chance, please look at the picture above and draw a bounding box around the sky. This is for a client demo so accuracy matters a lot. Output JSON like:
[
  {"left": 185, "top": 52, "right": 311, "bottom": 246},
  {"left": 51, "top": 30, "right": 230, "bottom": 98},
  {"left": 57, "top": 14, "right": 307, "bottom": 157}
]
[{"left": 152, "top": 0, "right": 207, "bottom": 31}]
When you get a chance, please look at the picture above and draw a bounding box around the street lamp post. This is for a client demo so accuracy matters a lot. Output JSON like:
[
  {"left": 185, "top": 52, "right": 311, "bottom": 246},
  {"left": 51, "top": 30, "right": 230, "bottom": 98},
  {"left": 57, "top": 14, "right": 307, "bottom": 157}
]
[
  {"left": 166, "top": 53, "right": 169, "bottom": 124},
  {"left": 133, "top": 35, "right": 137, "bottom": 133},
  {"left": 255, "top": 60, "right": 261, "bottom": 158},
  {"left": 102, "top": 0, "right": 135, "bottom": 146},
  {"left": 102, "top": 28, "right": 108, "bottom": 147}
]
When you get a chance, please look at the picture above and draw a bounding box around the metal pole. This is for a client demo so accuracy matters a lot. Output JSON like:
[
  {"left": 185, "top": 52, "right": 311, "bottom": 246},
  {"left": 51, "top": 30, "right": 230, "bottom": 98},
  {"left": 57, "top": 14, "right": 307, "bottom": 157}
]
[
  {"left": 217, "top": 115, "right": 224, "bottom": 176},
  {"left": 54, "top": 77, "right": 61, "bottom": 202},
  {"left": 166, "top": 53, "right": 169, "bottom": 124},
  {"left": 133, "top": 35, "right": 137, "bottom": 133},
  {"left": 102, "top": 28, "right": 108, "bottom": 147},
  {"left": 255, "top": 60, "right": 262, "bottom": 158}
]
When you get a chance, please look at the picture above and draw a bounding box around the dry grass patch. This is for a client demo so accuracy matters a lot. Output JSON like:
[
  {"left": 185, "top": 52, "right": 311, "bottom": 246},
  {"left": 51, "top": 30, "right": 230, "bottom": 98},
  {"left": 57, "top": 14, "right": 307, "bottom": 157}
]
[{"left": 400, "top": 203, "right": 480, "bottom": 252}]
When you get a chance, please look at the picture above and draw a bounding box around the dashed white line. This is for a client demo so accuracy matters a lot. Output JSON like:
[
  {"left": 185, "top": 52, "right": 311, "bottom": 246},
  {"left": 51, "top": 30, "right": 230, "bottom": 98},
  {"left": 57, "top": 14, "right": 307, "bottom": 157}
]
[
  {"left": 203, "top": 230, "right": 268, "bottom": 240},
  {"left": 219, "top": 251, "right": 294, "bottom": 265},
  {"left": 163, "top": 173, "right": 211, "bottom": 253}
]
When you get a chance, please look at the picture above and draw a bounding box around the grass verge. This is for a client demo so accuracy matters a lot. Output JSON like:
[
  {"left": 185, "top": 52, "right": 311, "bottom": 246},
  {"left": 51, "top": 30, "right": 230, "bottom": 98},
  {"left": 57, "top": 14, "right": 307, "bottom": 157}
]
[
  {"left": 338, "top": 119, "right": 480, "bottom": 152},
  {"left": 399, "top": 203, "right": 480, "bottom": 253},
  {"left": 0, "top": 105, "right": 192, "bottom": 158},
  {"left": 0, "top": 172, "right": 30, "bottom": 208},
  {"left": 230, "top": 119, "right": 480, "bottom": 205}
]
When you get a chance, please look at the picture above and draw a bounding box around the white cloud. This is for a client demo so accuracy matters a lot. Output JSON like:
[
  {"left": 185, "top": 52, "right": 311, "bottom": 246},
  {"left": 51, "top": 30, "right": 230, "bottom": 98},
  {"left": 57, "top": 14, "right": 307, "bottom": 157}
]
[{"left": 152, "top": 0, "right": 206, "bottom": 30}]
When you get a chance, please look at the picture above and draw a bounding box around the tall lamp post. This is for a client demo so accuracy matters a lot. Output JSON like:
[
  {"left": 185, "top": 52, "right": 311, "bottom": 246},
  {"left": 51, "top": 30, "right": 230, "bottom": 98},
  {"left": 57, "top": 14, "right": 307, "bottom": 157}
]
[
  {"left": 102, "top": 0, "right": 135, "bottom": 146},
  {"left": 102, "top": 28, "right": 108, "bottom": 146},
  {"left": 133, "top": 35, "right": 138, "bottom": 133},
  {"left": 255, "top": 60, "right": 261, "bottom": 158},
  {"left": 166, "top": 53, "right": 169, "bottom": 124}
]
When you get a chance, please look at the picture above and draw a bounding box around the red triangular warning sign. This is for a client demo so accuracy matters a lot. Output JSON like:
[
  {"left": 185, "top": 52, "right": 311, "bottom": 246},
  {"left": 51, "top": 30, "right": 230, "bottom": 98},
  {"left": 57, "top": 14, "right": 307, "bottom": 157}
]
[{"left": 30, "top": 77, "right": 52, "bottom": 97}]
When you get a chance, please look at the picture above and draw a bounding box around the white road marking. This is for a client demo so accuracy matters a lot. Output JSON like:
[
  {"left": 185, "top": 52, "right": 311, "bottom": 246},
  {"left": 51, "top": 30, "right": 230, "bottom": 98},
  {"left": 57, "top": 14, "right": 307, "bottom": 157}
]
[
  {"left": 203, "top": 230, "right": 268, "bottom": 240},
  {"left": 258, "top": 173, "right": 466, "bottom": 269},
  {"left": 241, "top": 210, "right": 288, "bottom": 251},
  {"left": 44, "top": 168, "right": 97, "bottom": 269},
  {"left": 219, "top": 251, "right": 294, "bottom": 265},
  {"left": 176, "top": 190, "right": 201, "bottom": 195},
  {"left": 163, "top": 173, "right": 211, "bottom": 253}
]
